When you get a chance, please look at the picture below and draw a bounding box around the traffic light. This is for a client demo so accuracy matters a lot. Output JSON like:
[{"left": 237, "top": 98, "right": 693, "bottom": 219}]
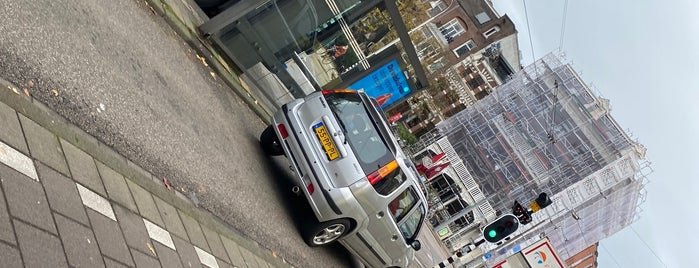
[
  {"left": 482, "top": 214, "right": 520, "bottom": 244},
  {"left": 512, "top": 201, "right": 532, "bottom": 224},
  {"left": 536, "top": 192, "right": 552, "bottom": 208},
  {"left": 530, "top": 192, "right": 553, "bottom": 212}
]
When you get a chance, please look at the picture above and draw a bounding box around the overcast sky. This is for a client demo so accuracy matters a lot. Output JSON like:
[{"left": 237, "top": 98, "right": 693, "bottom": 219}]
[{"left": 489, "top": 0, "right": 699, "bottom": 267}]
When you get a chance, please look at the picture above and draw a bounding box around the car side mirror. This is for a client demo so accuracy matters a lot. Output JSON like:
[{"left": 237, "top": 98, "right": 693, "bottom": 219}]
[{"left": 410, "top": 240, "right": 422, "bottom": 251}]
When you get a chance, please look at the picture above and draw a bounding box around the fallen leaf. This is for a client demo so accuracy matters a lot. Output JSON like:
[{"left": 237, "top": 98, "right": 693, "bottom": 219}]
[
  {"left": 163, "top": 178, "right": 172, "bottom": 190},
  {"left": 11, "top": 87, "right": 19, "bottom": 95},
  {"left": 27, "top": 80, "right": 34, "bottom": 87},
  {"left": 272, "top": 251, "right": 277, "bottom": 258},
  {"left": 179, "top": 186, "right": 186, "bottom": 193},
  {"left": 209, "top": 71, "right": 216, "bottom": 79},
  {"left": 22, "top": 88, "right": 29, "bottom": 96},
  {"left": 198, "top": 183, "right": 206, "bottom": 193},
  {"left": 148, "top": 6, "right": 156, "bottom": 15},
  {"left": 51, "top": 89, "right": 59, "bottom": 96},
  {"left": 146, "top": 242, "right": 157, "bottom": 256}
]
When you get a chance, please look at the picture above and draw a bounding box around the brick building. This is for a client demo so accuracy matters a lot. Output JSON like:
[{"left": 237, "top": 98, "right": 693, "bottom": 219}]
[{"left": 566, "top": 243, "right": 599, "bottom": 268}]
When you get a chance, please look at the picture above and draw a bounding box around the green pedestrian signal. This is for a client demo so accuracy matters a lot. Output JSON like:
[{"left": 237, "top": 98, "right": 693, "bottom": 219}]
[{"left": 482, "top": 214, "right": 519, "bottom": 244}]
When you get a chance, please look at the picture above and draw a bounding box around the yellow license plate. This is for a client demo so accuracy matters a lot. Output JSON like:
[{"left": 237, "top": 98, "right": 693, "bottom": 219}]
[{"left": 313, "top": 123, "right": 339, "bottom": 161}]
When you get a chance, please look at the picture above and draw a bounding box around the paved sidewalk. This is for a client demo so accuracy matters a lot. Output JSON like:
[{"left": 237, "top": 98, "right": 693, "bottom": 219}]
[
  {"left": 142, "top": 0, "right": 276, "bottom": 122},
  {"left": 0, "top": 80, "right": 288, "bottom": 267}
]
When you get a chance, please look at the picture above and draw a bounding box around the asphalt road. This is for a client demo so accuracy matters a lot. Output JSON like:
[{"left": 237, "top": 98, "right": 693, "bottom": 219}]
[{"left": 0, "top": 0, "right": 352, "bottom": 267}]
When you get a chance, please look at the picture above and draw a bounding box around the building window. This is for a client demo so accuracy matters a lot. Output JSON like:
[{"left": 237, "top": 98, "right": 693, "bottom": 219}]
[
  {"left": 422, "top": 27, "right": 433, "bottom": 38},
  {"left": 429, "top": 1, "right": 448, "bottom": 17},
  {"left": 484, "top": 26, "right": 500, "bottom": 39},
  {"left": 468, "top": 76, "right": 485, "bottom": 89},
  {"left": 461, "top": 67, "right": 473, "bottom": 77},
  {"left": 476, "top": 12, "right": 491, "bottom": 24},
  {"left": 417, "top": 42, "right": 438, "bottom": 59},
  {"left": 439, "top": 19, "right": 465, "bottom": 43},
  {"left": 453, "top": 40, "right": 476, "bottom": 57},
  {"left": 428, "top": 57, "right": 447, "bottom": 73}
]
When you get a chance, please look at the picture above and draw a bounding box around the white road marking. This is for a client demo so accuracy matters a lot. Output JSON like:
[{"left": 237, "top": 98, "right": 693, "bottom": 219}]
[
  {"left": 194, "top": 246, "right": 219, "bottom": 268},
  {"left": 0, "top": 141, "right": 38, "bottom": 181},
  {"left": 76, "top": 183, "right": 116, "bottom": 221},
  {"left": 143, "top": 219, "right": 176, "bottom": 250}
]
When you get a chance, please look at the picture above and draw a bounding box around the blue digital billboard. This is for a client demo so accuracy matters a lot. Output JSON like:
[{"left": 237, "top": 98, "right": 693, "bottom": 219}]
[{"left": 347, "top": 59, "right": 411, "bottom": 108}]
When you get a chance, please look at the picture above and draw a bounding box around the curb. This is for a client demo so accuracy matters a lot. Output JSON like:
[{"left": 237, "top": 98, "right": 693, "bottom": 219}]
[{"left": 0, "top": 79, "right": 289, "bottom": 267}]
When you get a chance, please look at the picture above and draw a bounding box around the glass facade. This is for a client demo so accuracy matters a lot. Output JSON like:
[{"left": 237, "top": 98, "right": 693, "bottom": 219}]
[{"left": 203, "top": 0, "right": 426, "bottom": 110}]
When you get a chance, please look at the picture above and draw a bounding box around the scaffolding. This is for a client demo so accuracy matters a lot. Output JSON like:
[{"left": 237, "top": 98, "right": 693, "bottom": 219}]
[
  {"left": 435, "top": 53, "right": 650, "bottom": 260},
  {"left": 438, "top": 53, "right": 640, "bottom": 215}
]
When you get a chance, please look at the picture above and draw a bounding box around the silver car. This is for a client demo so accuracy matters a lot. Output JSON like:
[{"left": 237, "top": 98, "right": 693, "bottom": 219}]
[{"left": 260, "top": 89, "right": 427, "bottom": 268}]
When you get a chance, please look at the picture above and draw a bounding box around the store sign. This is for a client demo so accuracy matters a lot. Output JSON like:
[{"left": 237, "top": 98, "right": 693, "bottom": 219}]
[
  {"left": 437, "top": 226, "right": 452, "bottom": 238},
  {"left": 348, "top": 59, "right": 411, "bottom": 108},
  {"left": 522, "top": 238, "right": 565, "bottom": 268}
]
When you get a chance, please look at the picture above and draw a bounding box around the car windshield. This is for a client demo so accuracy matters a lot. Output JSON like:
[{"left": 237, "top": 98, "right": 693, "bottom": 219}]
[{"left": 399, "top": 204, "right": 425, "bottom": 241}]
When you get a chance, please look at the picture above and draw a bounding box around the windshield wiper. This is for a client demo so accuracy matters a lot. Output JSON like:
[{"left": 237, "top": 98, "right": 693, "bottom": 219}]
[{"left": 330, "top": 109, "right": 348, "bottom": 144}]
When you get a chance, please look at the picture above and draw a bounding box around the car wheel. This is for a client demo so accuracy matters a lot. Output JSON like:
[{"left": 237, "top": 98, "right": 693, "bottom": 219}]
[
  {"left": 260, "top": 125, "right": 284, "bottom": 156},
  {"left": 304, "top": 219, "right": 351, "bottom": 247}
]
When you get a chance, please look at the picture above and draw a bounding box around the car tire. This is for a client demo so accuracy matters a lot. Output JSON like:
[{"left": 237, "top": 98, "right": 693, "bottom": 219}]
[
  {"left": 260, "top": 125, "right": 284, "bottom": 156},
  {"left": 303, "top": 218, "right": 351, "bottom": 247}
]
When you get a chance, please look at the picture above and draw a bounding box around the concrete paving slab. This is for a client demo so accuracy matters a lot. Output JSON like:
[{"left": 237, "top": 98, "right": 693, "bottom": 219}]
[
  {"left": 0, "top": 241, "right": 23, "bottom": 268},
  {"left": 237, "top": 246, "right": 257, "bottom": 268},
  {"left": 54, "top": 213, "right": 105, "bottom": 268},
  {"left": 61, "top": 139, "right": 107, "bottom": 196},
  {"left": 77, "top": 183, "right": 116, "bottom": 221},
  {"left": 127, "top": 180, "right": 165, "bottom": 227},
  {"left": 88, "top": 210, "right": 134, "bottom": 266},
  {"left": 255, "top": 255, "right": 272, "bottom": 268},
  {"left": 195, "top": 246, "right": 220, "bottom": 268},
  {"left": 172, "top": 235, "right": 203, "bottom": 268},
  {"left": 202, "top": 226, "right": 230, "bottom": 264},
  {"left": 14, "top": 219, "right": 68, "bottom": 268},
  {"left": 19, "top": 115, "right": 69, "bottom": 175},
  {"left": 1, "top": 163, "right": 57, "bottom": 234},
  {"left": 179, "top": 211, "right": 209, "bottom": 251},
  {"left": 153, "top": 196, "right": 188, "bottom": 240},
  {"left": 132, "top": 248, "right": 162, "bottom": 268},
  {"left": 0, "top": 101, "right": 28, "bottom": 154},
  {"left": 104, "top": 257, "right": 131, "bottom": 268},
  {"left": 113, "top": 204, "right": 152, "bottom": 255},
  {"left": 97, "top": 161, "right": 138, "bottom": 212},
  {"left": 37, "top": 162, "right": 89, "bottom": 225},
  {"left": 143, "top": 219, "right": 176, "bottom": 250},
  {"left": 0, "top": 140, "right": 37, "bottom": 181},
  {"left": 220, "top": 236, "right": 247, "bottom": 268},
  {"left": 216, "top": 258, "right": 234, "bottom": 268},
  {"left": 0, "top": 178, "right": 16, "bottom": 245},
  {"left": 154, "top": 241, "right": 184, "bottom": 268}
]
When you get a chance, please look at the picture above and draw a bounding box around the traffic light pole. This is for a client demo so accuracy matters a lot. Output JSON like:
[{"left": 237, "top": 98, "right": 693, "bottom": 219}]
[{"left": 435, "top": 238, "right": 486, "bottom": 268}]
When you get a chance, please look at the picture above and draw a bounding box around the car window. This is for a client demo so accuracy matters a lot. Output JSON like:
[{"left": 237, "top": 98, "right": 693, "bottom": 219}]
[
  {"left": 326, "top": 93, "right": 394, "bottom": 172},
  {"left": 399, "top": 204, "right": 425, "bottom": 240},
  {"left": 388, "top": 187, "right": 418, "bottom": 222}
]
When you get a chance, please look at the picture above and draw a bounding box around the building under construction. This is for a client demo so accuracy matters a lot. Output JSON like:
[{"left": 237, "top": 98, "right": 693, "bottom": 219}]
[{"left": 419, "top": 53, "right": 650, "bottom": 262}]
